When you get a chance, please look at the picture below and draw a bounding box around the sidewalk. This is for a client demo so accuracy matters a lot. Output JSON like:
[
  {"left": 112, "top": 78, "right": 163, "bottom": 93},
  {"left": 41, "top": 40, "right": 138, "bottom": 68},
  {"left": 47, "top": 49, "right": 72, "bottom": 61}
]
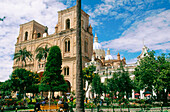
[
  {"left": 3, "top": 107, "right": 170, "bottom": 112},
  {"left": 84, "top": 107, "right": 170, "bottom": 112}
]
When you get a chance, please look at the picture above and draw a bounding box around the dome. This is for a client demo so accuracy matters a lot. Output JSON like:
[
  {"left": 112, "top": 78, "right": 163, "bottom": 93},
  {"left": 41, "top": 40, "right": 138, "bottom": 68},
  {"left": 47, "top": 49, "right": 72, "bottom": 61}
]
[
  {"left": 93, "top": 33, "right": 103, "bottom": 50},
  {"left": 105, "top": 48, "right": 113, "bottom": 60},
  {"left": 105, "top": 55, "right": 113, "bottom": 60},
  {"left": 93, "top": 42, "right": 102, "bottom": 50}
]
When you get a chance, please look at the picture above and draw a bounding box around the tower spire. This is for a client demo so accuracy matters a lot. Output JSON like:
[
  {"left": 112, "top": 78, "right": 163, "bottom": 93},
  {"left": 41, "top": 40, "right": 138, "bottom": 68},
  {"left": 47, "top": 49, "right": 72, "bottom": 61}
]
[
  {"left": 107, "top": 48, "right": 110, "bottom": 55},
  {"left": 94, "top": 33, "right": 98, "bottom": 43}
]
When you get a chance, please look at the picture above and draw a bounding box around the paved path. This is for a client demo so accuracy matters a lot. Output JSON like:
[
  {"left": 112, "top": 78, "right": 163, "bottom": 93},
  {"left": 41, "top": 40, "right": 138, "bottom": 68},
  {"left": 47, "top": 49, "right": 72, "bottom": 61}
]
[
  {"left": 84, "top": 107, "right": 170, "bottom": 112},
  {"left": 3, "top": 107, "right": 170, "bottom": 112}
]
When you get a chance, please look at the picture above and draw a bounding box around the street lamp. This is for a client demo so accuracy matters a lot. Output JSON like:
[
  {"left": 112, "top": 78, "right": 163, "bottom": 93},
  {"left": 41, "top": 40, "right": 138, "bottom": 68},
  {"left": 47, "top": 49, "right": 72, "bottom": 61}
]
[{"left": 105, "top": 67, "right": 109, "bottom": 106}]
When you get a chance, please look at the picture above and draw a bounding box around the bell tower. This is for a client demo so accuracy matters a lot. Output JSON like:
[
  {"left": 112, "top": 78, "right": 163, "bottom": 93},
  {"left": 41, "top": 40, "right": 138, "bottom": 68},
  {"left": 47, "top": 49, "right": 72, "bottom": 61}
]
[{"left": 17, "top": 20, "right": 46, "bottom": 44}]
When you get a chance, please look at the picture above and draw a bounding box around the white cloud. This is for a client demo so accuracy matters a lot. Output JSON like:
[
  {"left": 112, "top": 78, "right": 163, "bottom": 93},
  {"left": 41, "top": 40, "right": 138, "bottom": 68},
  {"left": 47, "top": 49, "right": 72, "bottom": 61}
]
[
  {"left": 101, "top": 10, "right": 170, "bottom": 52},
  {"left": 0, "top": 0, "right": 68, "bottom": 82}
]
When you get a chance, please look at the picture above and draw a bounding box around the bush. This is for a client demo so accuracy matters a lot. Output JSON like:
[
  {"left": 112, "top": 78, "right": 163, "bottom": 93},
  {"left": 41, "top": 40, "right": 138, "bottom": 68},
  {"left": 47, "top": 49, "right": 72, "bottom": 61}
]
[{"left": 85, "top": 102, "right": 96, "bottom": 108}]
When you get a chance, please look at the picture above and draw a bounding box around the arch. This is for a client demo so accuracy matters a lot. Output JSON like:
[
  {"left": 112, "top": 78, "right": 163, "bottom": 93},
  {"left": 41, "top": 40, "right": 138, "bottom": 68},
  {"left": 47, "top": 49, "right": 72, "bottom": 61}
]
[
  {"left": 61, "top": 36, "right": 72, "bottom": 43},
  {"left": 25, "top": 31, "right": 28, "bottom": 41},
  {"left": 35, "top": 42, "right": 52, "bottom": 53},
  {"left": 95, "top": 59, "right": 103, "bottom": 65},
  {"left": 65, "top": 80, "right": 71, "bottom": 93},
  {"left": 66, "top": 19, "right": 70, "bottom": 30},
  {"left": 106, "top": 64, "right": 111, "bottom": 66}
]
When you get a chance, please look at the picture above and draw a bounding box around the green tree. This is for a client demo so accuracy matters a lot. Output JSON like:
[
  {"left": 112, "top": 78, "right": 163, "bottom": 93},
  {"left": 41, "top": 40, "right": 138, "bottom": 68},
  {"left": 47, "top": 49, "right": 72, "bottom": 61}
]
[
  {"left": 26, "top": 84, "right": 40, "bottom": 96},
  {"left": 40, "top": 46, "right": 68, "bottom": 98},
  {"left": 108, "top": 63, "right": 133, "bottom": 100},
  {"left": 11, "top": 68, "right": 39, "bottom": 99},
  {"left": 118, "top": 65, "right": 134, "bottom": 100},
  {"left": 91, "top": 73, "right": 103, "bottom": 99},
  {"left": 13, "top": 47, "right": 33, "bottom": 67},
  {"left": 108, "top": 73, "right": 119, "bottom": 98},
  {"left": 0, "top": 80, "right": 12, "bottom": 98},
  {"left": 82, "top": 65, "right": 96, "bottom": 94},
  {"left": 134, "top": 50, "right": 170, "bottom": 103}
]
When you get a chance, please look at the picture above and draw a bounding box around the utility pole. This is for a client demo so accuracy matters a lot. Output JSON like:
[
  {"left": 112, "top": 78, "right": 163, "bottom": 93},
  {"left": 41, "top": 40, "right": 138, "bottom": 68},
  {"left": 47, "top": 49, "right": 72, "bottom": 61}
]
[{"left": 76, "top": 0, "right": 84, "bottom": 112}]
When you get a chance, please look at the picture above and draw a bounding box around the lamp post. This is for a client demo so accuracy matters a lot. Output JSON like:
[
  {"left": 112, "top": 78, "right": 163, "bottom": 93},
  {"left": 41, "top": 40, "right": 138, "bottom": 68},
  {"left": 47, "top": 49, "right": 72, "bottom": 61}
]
[
  {"left": 105, "top": 67, "right": 109, "bottom": 107},
  {"left": 105, "top": 67, "right": 108, "bottom": 94}
]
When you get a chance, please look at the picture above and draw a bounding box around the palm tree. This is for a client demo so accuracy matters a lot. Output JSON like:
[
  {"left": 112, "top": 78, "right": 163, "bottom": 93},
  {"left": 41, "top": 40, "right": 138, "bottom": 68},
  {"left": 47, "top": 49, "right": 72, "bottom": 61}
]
[
  {"left": 35, "top": 45, "right": 50, "bottom": 63},
  {"left": 76, "top": 0, "right": 84, "bottom": 111},
  {"left": 13, "top": 47, "right": 32, "bottom": 67}
]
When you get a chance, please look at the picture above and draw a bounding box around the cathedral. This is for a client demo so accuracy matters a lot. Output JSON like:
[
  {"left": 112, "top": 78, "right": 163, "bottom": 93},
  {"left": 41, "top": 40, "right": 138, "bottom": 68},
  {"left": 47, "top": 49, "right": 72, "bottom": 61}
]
[
  {"left": 13, "top": 6, "right": 129, "bottom": 95},
  {"left": 13, "top": 6, "right": 93, "bottom": 93}
]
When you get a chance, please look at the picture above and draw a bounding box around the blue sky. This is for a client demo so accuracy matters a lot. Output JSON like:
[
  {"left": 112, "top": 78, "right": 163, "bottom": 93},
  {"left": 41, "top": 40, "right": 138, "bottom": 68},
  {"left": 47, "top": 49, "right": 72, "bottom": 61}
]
[{"left": 0, "top": 0, "right": 170, "bottom": 82}]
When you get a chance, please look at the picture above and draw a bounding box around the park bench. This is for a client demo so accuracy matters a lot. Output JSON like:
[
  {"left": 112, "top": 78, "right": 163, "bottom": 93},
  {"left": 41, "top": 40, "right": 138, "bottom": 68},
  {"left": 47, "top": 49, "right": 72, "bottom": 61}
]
[{"left": 37, "top": 104, "right": 64, "bottom": 111}]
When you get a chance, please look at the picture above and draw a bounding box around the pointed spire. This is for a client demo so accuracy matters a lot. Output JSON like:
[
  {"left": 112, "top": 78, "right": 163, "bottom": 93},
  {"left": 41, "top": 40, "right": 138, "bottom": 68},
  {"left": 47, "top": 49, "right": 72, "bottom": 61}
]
[
  {"left": 95, "top": 33, "right": 97, "bottom": 37},
  {"left": 107, "top": 48, "right": 110, "bottom": 55},
  {"left": 117, "top": 52, "right": 120, "bottom": 60},
  {"left": 94, "top": 33, "right": 98, "bottom": 43}
]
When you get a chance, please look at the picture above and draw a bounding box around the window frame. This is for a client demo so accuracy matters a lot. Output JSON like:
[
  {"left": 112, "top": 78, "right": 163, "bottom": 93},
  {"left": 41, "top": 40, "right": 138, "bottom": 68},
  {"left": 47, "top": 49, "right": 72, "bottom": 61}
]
[
  {"left": 64, "top": 66, "right": 69, "bottom": 76},
  {"left": 66, "top": 19, "right": 70, "bottom": 30},
  {"left": 25, "top": 32, "right": 28, "bottom": 41},
  {"left": 65, "top": 39, "right": 70, "bottom": 53}
]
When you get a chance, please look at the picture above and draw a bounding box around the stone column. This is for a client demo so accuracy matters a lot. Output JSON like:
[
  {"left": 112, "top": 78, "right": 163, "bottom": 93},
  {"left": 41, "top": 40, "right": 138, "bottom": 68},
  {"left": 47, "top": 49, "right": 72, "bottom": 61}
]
[
  {"left": 140, "top": 89, "right": 145, "bottom": 99},
  {"left": 132, "top": 89, "right": 135, "bottom": 99}
]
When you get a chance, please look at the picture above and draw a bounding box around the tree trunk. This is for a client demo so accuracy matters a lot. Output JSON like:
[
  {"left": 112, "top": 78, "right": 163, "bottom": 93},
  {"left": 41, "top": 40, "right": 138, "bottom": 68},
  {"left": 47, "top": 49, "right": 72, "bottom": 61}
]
[
  {"left": 76, "top": 0, "right": 84, "bottom": 112},
  {"left": 49, "top": 91, "right": 51, "bottom": 106},
  {"left": 126, "top": 91, "right": 129, "bottom": 100},
  {"left": 163, "top": 89, "right": 168, "bottom": 105},
  {"left": 156, "top": 90, "right": 160, "bottom": 101},
  {"left": 52, "top": 91, "right": 54, "bottom": 98}
]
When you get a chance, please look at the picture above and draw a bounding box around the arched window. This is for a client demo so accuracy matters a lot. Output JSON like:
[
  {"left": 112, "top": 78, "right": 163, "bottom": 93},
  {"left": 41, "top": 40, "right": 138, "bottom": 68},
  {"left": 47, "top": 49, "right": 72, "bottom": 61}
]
[
  {"left": 64, "top": 67, "right": 69, "bottom": 76},
  {"left": 66, "top": 19, "right": 70, "bottom": 29},
  {"left": 84, "top": 40, "right": 88, "bottom": 53},
  {"left": 25, "top": 32, "right": 28, "bottom": 41},
  {"left": 65, "top": 39, "right": 70, "bottom": 52},
  {"left": 37, "top": 33, "right": 41, "bottom": 38}
]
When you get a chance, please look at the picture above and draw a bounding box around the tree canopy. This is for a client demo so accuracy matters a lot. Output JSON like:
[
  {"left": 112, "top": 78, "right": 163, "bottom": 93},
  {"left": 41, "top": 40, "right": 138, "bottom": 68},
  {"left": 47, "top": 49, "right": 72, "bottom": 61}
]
[
  {"left": 82, "top": 65, "right": 96, "bottom": 93},
  {"left": 40, "top": 45, "right": 68, "bottom": 92},
  {"left": 108, "top": 63, "right": 134, "bottom": 100},
  {"left": 13, "top": 47, "right": 32, "bottom": 67},
  {"left": 0, "top": 80, "right": 12, "bottom": 98},
  {"left": 11, "top": 68, "right": 39, "bottom": 99},
  {"left": 91, "top": 73, "right": 103, "bottom": 97},
  {"left": 134, "top": 50, "right": 170, "bottom": 103}
]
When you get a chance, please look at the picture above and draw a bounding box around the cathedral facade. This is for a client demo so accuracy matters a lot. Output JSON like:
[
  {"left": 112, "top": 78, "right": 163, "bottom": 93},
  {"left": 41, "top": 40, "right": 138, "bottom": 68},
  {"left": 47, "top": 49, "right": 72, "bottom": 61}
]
[{"left": 13, "top": 6, "right": 93, "bottom": 93}]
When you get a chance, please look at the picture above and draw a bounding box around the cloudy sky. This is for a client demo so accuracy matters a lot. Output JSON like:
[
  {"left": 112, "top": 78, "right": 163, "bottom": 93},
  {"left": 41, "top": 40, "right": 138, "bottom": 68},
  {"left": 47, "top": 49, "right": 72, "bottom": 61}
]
[{"left": 0, "top": 0, "right": 170, "bottom": 82}]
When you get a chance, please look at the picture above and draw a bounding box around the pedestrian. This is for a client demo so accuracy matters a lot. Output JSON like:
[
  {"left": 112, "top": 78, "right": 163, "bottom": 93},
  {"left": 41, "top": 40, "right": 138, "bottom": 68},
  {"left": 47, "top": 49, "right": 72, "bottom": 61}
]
[
  {"left": 63, "top": 100, "right": 69, "bottom": 112},
  {"left": 58, "top": 98, "right": 63, "bottom": 104},
  {"left": 34, "top": 99, "right": 41, "bottom": 111},
  {"left": 41, "top": 100, "right": 46, "bottom": 105}
]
